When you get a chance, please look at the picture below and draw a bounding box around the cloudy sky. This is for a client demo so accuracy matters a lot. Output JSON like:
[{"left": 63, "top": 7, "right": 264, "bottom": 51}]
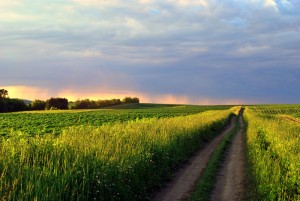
[{"left": 1, "top": 0, "right": 299, "bottom": 104}]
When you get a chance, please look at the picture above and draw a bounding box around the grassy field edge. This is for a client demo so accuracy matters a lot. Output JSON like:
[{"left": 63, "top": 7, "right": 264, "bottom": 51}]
[{"left": 244, "top": 107, "right": 300, "bottom": 201}]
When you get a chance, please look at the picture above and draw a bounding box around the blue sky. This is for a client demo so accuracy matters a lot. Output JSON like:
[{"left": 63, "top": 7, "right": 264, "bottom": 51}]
[{"left": 0, "top": 0, "right": 299, "bottom": 104}]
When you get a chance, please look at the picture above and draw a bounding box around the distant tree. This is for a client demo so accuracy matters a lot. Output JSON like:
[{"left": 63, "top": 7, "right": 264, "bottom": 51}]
[
  {"left": 0, "top": 98, "right": 7, "bottom": 112},
  {"left": 111, "top": 99, "right": 122, "bottom": 105},
  {"left": 0, "top": 98, "right": 28, "bottom": 112},
  {"left": 46, "top": 98, "right": 68, "bottom": 110},
  {"left": 30, "top": 99, "right": 46, "bottom": 110},
  {"left": 0, "top": 89, "right": 8, "bottom": 98},
  {"left": 122, "top": 97, "right": 140, "bottom": 104},
  {"left": 73, "top": 99, "right": 92, "bottom": 109},
  {"left": 8, "top": 99, "right": 28, "bottom": 111},
  {"left": 96, "top": 99, "right": 122, "bottom": 108},
  {"left": 132, "top": 97, "right": 140, "bottom": 103},
  {"left": 71, "top": 98, "right": 123, "bottom": 109},
  {"left": 0, "top": 89, "right": 29, "bottom": 112}
]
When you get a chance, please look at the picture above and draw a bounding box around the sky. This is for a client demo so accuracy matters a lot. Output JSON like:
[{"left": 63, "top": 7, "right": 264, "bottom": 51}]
[{"left": 0, "top": 0, "right": 299, "bottom": 104}]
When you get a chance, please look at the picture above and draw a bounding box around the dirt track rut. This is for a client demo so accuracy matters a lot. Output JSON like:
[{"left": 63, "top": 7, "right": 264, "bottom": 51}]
[
  {"left": 151, "top": 116, "right": 237, "bottom": 201},
  {"left": 210, "top": 109, "right": 245, "bottom": 201}
]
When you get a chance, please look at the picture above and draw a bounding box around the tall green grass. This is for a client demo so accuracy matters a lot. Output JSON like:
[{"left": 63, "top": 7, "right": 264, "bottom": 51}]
[
  {"left": 244, "top": 108, "right": 300, "bottom": 201},
  {"left": 0, "top": 109, "right": 234, "bottom": 200}
]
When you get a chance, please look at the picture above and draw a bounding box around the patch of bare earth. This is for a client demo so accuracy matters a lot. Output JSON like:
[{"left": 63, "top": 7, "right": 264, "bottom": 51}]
[
  {"left": 210, "top": 109, "right": 246, "bottom": 201},
  {"left": 151, "top": 116, "right": 237, "bottom": 201},
  {"left": 280, "top": 115, "right": 300, "bottom": 124}
]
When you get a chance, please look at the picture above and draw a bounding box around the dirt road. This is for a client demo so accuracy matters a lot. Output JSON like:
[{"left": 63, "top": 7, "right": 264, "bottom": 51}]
[
  {"left": 210, "top": 109, "right": 245, "bottom": 201},
  {"left": 151, "top": 116, "right": 237, "bottom": 201}
]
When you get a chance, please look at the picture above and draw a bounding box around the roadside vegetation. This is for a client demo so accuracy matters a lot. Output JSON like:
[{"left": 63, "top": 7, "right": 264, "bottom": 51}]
[{"left": 245, "top": 106, "right": 300, "bottom": 201}]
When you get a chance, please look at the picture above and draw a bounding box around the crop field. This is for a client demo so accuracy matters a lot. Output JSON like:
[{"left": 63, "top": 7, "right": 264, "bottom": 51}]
[
  {"left": 245, "top": 106, "right": 300, "bottom": 201},
  {"left": 2, "top": 103, "right": 299, "bottom": 200},
  {"left": 0, "top": 104, "right": 234, "bottom": 200},
  {"left": 0, "top": 104, "right": 231, "bottom": 137},
  {"left": 249, "top": 104, "right": 300, "bottom": 115}
]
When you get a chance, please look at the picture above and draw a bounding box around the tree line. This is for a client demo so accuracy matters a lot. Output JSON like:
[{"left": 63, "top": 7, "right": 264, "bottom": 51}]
[
  {"left": 0, "top": 89, "right": 28, "bottom": 112},
  {"left": 0, "top": 89, "right": 139, "bottom": 112},
  {"left": 70, "top": 97, "right": 139, "bottom": 109}
]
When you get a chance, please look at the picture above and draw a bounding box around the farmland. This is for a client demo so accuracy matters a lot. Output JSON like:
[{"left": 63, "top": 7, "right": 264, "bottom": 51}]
[
  {"left": 249, "top": 104, "right": 300, "bottom": 115},
  {"left": 245, "top": 105, "right": 300, "bottom": 201},
  {"left": 1, "top": 103, "right": 299, "bottom": 201},
  {"left": 0, "top": 104, "right": 231, "bottom": 137},
  {"left": 0, "top": 104, "right": 234, "bottom": 200}
]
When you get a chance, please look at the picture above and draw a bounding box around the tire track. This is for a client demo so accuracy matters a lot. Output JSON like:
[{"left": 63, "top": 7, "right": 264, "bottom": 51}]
[
  {"left": 210, "top": 109, "right": 245, "bottom": 201},
  {"left": 151, "top": 116, "right": 237, "bottom": 201}
]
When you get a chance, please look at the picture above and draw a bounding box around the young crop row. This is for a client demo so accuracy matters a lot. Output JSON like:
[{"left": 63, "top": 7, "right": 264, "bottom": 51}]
[
  {"left": 0, "top": 109, "right": 234, "bottom": 201},
  {"left": 0, "top": 105, "right": 231, "bottom": 137},
  {"left": 250, "top": 105, "right": 300, "bottom": 115},
  {"left": 244, "top": 108, "right": 300, "bottom": 201}
]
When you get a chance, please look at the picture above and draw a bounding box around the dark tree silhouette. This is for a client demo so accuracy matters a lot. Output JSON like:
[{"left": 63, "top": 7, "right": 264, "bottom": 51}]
[
  {"left": 122, "top": 97, "right": 140, "bottom": 104},
  {"left": 0, "top": 89, "right": 8, "bottom": 98},
  {"left": 30, "top": 100, "right": 46, "bottom": 110},
  {"left": 46, "top": 98, "right": 68, "bottom": 110},
  {"left": 71, "top": 98, "right": 123, "bottom": 109}
]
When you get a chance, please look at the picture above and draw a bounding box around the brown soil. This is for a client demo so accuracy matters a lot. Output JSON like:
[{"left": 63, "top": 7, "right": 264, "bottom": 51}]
[
  {"left": 210, "top": 109, "right": 246, "bottom": 201},
  {"left": 280, "top": 115, "right": 300, "bottom": 124},
  {"left": 151, "top": 116, "right": 237, "bottom": 201}
]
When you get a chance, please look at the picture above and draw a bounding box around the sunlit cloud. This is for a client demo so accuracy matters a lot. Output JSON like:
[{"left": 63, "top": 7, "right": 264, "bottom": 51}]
[
  {"left": 1, "top": 86, "right": 52, "bottom": 101},
  {"left": 168, "top": 0, "right": 208, "bottom": 7},
  {"left": 1, "top": 85, "right": 141, "bottom": 102},
  {"left": 141, "top": 94, "right": 246, "bottom": 105},
  {"left": 1, "top": 85, "right": 249, "bottom": 105},
  {"left": 264, "top": 0, "right": 277, "bottom": 8},
  {"left": 71, "top": 0, "right": 121, "bottom": 7}
]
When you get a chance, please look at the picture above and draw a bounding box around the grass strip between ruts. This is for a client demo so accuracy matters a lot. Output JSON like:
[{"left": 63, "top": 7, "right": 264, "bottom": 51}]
[{"left": 188, "top": 116, "right": 239, "bottom": 201}]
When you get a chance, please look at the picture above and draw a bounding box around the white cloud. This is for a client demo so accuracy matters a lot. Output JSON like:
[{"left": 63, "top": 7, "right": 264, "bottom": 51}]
[
  {"left": 123, "top": 17, "right": 146, "bottom": 37},
  {"left": 0, "top": 0, "right": 21, "bottom": 7},
  {"left": 61, "top": 50, "right": 103, "bottom": 58},
  {"left": 138, "top": 0, "right": 153, "bottom": 4},
  {"left": 235, "top": 45, "right": 270, "bottom": 55},
  {"left": 71, "top": 0, "right": 119, "bottom": 6},
  {"left": 264, "top": 0, "right": 277, "bottom": 7},
  {"left": 0, "top": 12, "right": 36, "bottom": 21},
  {"left": 169, "top": 0, "right": 208, "bottom": 7}
]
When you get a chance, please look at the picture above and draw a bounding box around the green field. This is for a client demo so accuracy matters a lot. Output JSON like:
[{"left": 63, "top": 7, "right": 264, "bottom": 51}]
[
  {"left": 0, "top": 104, "right": 235, "bottom": 200},
  {"left": 249, "top": 104, "right": 300, "bottom": 115},
  {"left": 1, "top": 104, "right": 299, "bottom": 200},
  {"left": 0, "top": 104, "right": 231, "bottom": 137},
  {"left": 245, "top": 105, "right": 300, "bottom": 201}
]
